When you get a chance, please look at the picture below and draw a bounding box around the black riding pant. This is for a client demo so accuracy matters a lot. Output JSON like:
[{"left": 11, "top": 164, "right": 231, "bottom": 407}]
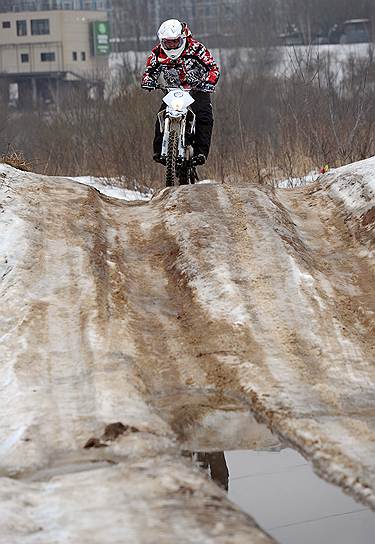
[{"left": 153, "top": 91, "right": 214, "bottom": 158}]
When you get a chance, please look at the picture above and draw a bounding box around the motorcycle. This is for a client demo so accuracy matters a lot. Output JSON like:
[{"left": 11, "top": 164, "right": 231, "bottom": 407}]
[{"left": 157, "top": 86, "right": 199, "bottom": 187}]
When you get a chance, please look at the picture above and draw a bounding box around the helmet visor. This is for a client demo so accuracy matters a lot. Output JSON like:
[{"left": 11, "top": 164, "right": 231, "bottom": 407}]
[{"left": 162, "top": 37, "right": 183, "bottom": 50}]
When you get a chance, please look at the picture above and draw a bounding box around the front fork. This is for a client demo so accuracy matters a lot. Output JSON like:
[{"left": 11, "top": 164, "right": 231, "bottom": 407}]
[
  {"left": 159, "top": 110, "right": 196, "bottom": 162},
  {"left": 160, "top": 116, "right": 171, "bottom": 158}
]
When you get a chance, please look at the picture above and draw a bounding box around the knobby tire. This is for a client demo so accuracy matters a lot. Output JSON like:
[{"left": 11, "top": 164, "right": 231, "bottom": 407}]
[{"left": 165, "top": 128, "right": 178, "bottom": 187}]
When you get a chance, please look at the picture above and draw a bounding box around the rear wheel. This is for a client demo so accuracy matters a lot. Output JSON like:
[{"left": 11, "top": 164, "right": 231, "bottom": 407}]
[
  {"left": 177, "top": 145, "right": 196, "bottom": 186},
  {"left": 190, "top": 166, "right": 199, "bottom": 184},
  {"left": 178, "top": 163, "right": 189, "bottom": 185},
  {"left": 165, "top": 128, "right": 178, "bottom": 187},
  {"left": 178, "top": 164, "right": 199, "bottom": 185}
]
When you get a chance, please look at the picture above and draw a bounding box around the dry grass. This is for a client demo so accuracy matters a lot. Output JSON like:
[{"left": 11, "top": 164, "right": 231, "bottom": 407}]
[
  {"left": 1, "top": 48, "right": 374, "bottom": 189},
  {"left": 0, "top": 147, "right": 32, "bottom": 172}
]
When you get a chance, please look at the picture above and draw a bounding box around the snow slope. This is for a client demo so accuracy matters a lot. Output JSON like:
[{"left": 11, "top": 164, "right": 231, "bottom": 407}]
[
  {"left": 110, "top": 42, "right": 372, "bottom": 83},
  {"left": 0, "top": 156, "right": 374, "bottom": 542}
]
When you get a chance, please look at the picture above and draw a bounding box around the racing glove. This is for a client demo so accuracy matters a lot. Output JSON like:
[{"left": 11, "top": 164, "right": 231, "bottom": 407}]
[{"left": 142, "top": 81, "right": 157, "bottom": 91}]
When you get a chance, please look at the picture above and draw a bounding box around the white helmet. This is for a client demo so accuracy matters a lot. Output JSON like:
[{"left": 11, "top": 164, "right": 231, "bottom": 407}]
[{"left": 158, "top": 19, "right": 186, "bottom": 60}]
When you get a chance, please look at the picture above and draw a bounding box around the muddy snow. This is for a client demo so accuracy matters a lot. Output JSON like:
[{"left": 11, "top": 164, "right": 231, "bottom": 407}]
[{"left": 0, "top": 157, "right": 374, "bottom": 543}]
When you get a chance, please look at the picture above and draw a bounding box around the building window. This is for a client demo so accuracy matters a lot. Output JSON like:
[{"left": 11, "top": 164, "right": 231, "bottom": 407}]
[
  {"left": 41, "top": 52, "right": 55, "bottom": 62},
  {"left": 31, "top": 19, "right": 50, "bottom": 36},
  {"left": 81, "top": 51, "right": 86, "bottom": 61},
  {"left": 72, "top": 51, "right": 77, "bottom": 61},
  {"left": 16, "top": 20, "right": 27, "bottom": 36},
  {"left": 21, "top": 53, "right": 29, "bottom": 63},
  {"left": 2, "top": 21, "right": 11, "bottom": 29}
]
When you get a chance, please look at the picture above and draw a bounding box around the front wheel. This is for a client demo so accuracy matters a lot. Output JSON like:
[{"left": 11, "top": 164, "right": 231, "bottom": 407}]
[{"left": 165, "top": 128, "right": 178, "bottom": 187}]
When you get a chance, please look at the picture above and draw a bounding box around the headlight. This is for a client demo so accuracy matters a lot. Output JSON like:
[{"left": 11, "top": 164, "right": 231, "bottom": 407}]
[{"left": 170, "top": 100, "right": 183, "bottom": 111}]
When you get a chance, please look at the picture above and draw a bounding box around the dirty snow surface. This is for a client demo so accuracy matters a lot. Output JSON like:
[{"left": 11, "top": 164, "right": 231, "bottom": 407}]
[{"left": 0, "top": 157, "right": 374, "bottom": 543}]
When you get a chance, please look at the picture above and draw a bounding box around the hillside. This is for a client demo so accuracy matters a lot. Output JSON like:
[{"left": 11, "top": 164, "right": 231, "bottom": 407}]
[{"left": 0, "top": 157, "right": 374, "bottom": 542}]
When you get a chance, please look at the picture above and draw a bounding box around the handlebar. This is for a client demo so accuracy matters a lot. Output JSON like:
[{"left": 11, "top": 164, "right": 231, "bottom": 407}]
[
  {"left": 156, "top": 84, "right": 193, "bottom": 92},
  {"left": 143, "top": 83, "right": 215, "bottom": 93},
  {"left": 155, "top": 84, "right": 215, "bottom": 94}
]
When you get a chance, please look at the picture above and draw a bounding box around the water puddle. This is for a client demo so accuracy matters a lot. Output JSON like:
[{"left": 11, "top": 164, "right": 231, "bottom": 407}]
[
  {"left": 154, "top": 388, "right": 375, "bottom": 543},
  {"left": 192, "top": 448, "right": 375, "bottom": 544}
]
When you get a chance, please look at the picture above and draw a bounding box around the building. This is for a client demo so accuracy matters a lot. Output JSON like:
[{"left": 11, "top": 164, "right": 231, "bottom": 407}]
[
  {"left": 0, "top": 0, "right": 110, "bottom": 108},
  {"left": 0, "top": 1, "right": 108, "bottom": 12}
]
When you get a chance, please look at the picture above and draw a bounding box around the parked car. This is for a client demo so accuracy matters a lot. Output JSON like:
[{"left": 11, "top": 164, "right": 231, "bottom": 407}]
[
  {"left": 339, "top": 19, "right": 372, "bottom": 44},
  {"left": 278, "top": 25, "right": 304, "bottom": 46},
  {"left": 311, "top": 32, "right": 329, "bottom": 45},
  {"left": 278, "top": 26, "right": 330, "bottom": 46},
  {"left": 328, "top": 24, "right": 341, "bottom": 44}
]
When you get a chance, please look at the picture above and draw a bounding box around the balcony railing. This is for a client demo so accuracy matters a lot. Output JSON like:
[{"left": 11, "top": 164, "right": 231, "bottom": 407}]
[{"left": 0, "top": 1, "right": 108, "bottom": 13}]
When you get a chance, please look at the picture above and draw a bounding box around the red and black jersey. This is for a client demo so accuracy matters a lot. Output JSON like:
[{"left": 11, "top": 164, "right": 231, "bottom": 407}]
[{"left": 142, "top": 24, "right": 220, "bottom": 90}]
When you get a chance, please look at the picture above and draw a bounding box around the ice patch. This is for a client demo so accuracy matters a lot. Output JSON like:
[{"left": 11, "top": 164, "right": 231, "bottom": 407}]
[
  {"left": 191, "top": 263, "right": 249, "bottom": 326},
  {"left": 325, "top": 157, "right": 375, "bottom": 218},
  {"left": 69, "top": 176, "right": 152, "bottom": 202},
  {"left": 277, "top": 171, "right": 321, "bottom": 188}
]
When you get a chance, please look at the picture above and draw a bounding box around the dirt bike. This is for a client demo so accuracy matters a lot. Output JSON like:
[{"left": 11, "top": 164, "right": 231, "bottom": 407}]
[{"left": 157, "top": 85, "right": 199, "bottom": 187}]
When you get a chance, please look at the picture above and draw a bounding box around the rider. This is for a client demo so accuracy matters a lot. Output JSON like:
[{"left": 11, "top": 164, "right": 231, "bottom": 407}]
[{"left": 141, "top": 19, "right": 220, "bottom": 166}]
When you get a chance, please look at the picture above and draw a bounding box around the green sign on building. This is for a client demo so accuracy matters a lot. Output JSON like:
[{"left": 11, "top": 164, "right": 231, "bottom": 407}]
[{"left": 92, "top": 21, "right": 110, "bottom": 56}]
